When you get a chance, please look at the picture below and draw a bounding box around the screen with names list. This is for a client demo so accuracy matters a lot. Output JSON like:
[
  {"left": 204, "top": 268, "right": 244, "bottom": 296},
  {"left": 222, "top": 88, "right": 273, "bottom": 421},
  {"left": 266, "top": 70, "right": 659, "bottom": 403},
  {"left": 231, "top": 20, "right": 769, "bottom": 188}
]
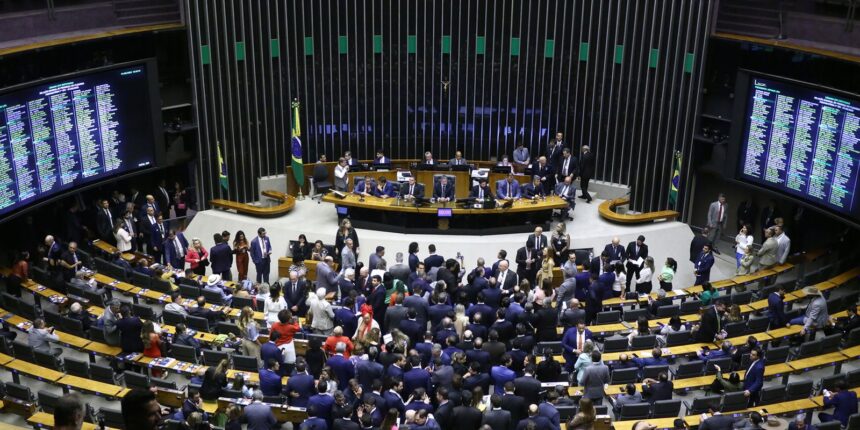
[
  {"left": 0, "top": 63, "right": 158, "bottom": 218},
  {"left": 738, "top": 76, "right": 860, "bottom": 222}
]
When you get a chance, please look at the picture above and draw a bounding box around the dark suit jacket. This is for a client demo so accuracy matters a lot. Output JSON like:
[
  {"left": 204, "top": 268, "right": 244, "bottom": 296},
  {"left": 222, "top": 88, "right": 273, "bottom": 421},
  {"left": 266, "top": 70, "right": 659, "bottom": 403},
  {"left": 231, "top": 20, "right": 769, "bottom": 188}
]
[
  {"left": 209, "top": 242, "right": 233, "bottom": 273},
  {"left": 526, "top": 234, "right": 549, "bottom": 251},
  {"left": 285, "top": 373, "right": 316, "bottom": 407},
  {"left": 150, "top": 222, "right": 167, "bottom": 251},
  {"left": 164, "top": 233, "right": 189, "bottom": 268},
  {"left": 516, "top": 416, "right": 553, "bottom": 430},
  {"left": 435, "top": 401, "right": 455, "bottom": 429},
  {"left": 483, "top": 409, "right": 513, "bottom": 430},
  {"left": 284, "top": 279, "right": 307, "bottom": 311},
  {"left": 532, "top": 163, "right": 554, "bottom": 181},
  {"left": 96, "top": 209, "right": 114, "bottom": 239},
  {"left": 603, "top": 243, "right": 626, "bottom": 262},
  {"left": 742, "top": 360, "right": 765, "bottom": 395},
  {"left": 433, "top": 182, "right": 455, "bottom": 200},
  {"left": 500, "top": 394, "right": 528, "bottom": 424},
  {"left": 556, "top": 155, "right": 579, "bottom": 181},
  {"left": 452, "top": 406, "right": 483, "bottom": 430},
  {"left": 470, "top": 185, "right": 492, "bottom": 199},
  {"left": 424, "top": 254, "right": 445, "bottom": 270},
  {"left": 400, "top": 182, "right": 425, "bottom": 199},
  {"left": 513, "top": 376, "right": 542, "bottom": 406},
  {"left": 579, "top": 151, "right": 595, "bottom": 178},
  {"left": 642, "top": 380, "right": 674, "bottom": 403},
  {"left": 698, "top": 414, "right": 740, "bottom": 430},
  {"left": 522, "top": 183, "right": 547, "bottom": 199},
  {"left": 697, "top": 307, "right": 722, "bottom": 342},
  {"left": 690, "top": 235, "right": 710, "bottom": 263},
  {"left": 625, "top": 242, "right": 649, "bottom": 262}
]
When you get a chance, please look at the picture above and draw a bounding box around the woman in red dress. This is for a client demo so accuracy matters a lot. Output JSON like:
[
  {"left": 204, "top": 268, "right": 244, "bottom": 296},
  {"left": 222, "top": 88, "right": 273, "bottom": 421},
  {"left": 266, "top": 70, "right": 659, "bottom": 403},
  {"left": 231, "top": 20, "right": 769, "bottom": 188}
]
[{"left": 141, "top": 320, "right": 164, "bottom": 377}]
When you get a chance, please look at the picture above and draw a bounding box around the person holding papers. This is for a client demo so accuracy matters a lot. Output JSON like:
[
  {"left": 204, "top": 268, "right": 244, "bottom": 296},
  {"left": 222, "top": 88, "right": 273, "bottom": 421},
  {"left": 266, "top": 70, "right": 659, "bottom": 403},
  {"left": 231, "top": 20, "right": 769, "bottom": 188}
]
[{"left": 625, "top": 235, "right": 649, "bottom": 292}]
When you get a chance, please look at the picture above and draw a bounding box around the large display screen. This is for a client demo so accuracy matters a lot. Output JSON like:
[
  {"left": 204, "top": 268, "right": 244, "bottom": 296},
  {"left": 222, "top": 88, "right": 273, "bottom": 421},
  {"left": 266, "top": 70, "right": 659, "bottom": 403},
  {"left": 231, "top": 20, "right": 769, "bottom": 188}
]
[
  {"left": 735, "top": 74, "right": 860, "bottom": 224},
  {"left": 0, "top": 60, "right": 162, "bottom": 220}
]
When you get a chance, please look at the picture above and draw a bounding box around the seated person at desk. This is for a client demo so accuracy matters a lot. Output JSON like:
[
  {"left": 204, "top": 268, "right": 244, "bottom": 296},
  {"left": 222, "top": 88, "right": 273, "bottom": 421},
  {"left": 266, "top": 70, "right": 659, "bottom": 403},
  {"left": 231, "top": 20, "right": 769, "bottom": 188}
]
[
  {"left": 373, "top": 176, "right": 397, "bottom": 199},
  {"left": 470, "top": 178, "right": 492, "bottom": 200},
  {"left": 423, "top": 151, "right": 436, "bottom": 165},
  {"left": 344, "top": 151, "right": 359, "bottom": 167},
  {"left": 523, "top": 175, "right": 546, "bottom": 199},
  {"left": 513, "top": 142, "right": 530, "bottom": 170},
  {"left": 353, "top": 176, "right": 375, "bottom": 197},
  {"left": 496, "top": 173, "right": 521, "bottom": 200},
  {"left": 400, "top": 177, "right": 424, "bottom": 200},
  {"left": 449, "top": 150, "right": 468, "bottom": 166},
  {"left": 555, "top": 175, "right": 577, "bottom": 216},
  {"left": 204, "top": 274, "right": 233, "bottom": 306},
  {"left": 374, "top": 149, "right": 389, "bottom": 165},
  {"left": 496, "top": 154, "right": 514, "bottom": 172},
  {"left": 819, "top": 380, "right": 858, "bottom": 427},
  {"left": 433, "top": 176, "right": 454, "bottom": 202}
]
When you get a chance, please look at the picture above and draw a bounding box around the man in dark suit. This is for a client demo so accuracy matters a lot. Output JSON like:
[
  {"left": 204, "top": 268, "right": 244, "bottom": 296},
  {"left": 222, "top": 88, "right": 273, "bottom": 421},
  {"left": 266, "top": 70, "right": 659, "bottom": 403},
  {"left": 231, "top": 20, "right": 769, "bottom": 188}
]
[
  {"left": 496, "top": 173, "right": 522, "bottom": 200},
  {"left": 470, "top": 178, "right": 492, "bottom": 200},
  {"left": 501, "top": 382, "right": 528, "bottom": 425},
  {"left": 140, "top": 194, "right": 160, "bottom": 219},
  {"left": 513, "top": 365, "right": 542, "bottom": 406},
  {"left": 400, "top": 176, "right": 424, "bottom": 200},
  {"left": 641, "top": 372, "right": 674, "bottom": 403},
  {"left": 515, "top": 247, "right": 537, "bottom": 285},
  {"left": 283, "top": 271, "right": 308, "bottom": 316},
  {"left": 163, "top": 230, "right": 188, "bottom": 270},
  {"left": 556, "top": 147, "right": 578, "bottom": 183},
  {"left": 578, "top": 145, "right": 595, "bottom": 203},
  {"left": 432, "top": 176, "right": 454, "bottom": 202},
  {"left": 554, "top": 175, "right": 577, "bottom": 219},
  {"left": 819, "top": 380, "right": 858, "bottom": 426},
  {"left": 96, "top": 199, "right": 116, "bottom": 243},
  {"left": 532, "top": 156, "right": 554, "bottom": 190},
  {"left": 307, "top": 381, "right": 335, "bottom": 424},
  {"left": 742, "top": 348, "right": 765, "bottom": 406},
  {"left": 258, "top": 359, "right": 283, "bottom": 396},
  {"left": 694, "top": 243, "right": 716, "bottom": 285},
  {"left": 624, "top": 235, "right": 649, "bottom": 291},
  {"left": 402, "top": 356, "right": 431, "bottom": 396},
  {"left": 482, "top": 395, "right": 513, "bottom": 430},
  {"left": 546, "top": 132, "right": 565, "bottom": 168},
  {"left": 326, "top": 342, "right": 354, "bottom": 390},
  {"left": 423, "top": 244, "right": 444, "bottom": 270},
  {"left": 767, "top": 286, "right": 787, "bottom": 330},
  {"left": 434, "top": 388, "right": 455, "bottom": 429},
  {"left": 188, "top": 296, "right": 225, "bottom": 326},
  {"left": 250, "top": 227, "right": 273, "bottom": 284},
  {"left": 149, "top": 214, "right": 168, "bottom": 262},
  {"left": 517, "top": 404, "right": 553, "bottom": 430},
  {"left": 526, "top": 227, "right": 548, "bottom": 253},
  {"left": 209, "top": 233, "right": 233, "bottom": 281},
  {"left": 373, "top": 176, "right": 397, "bottom": 198},
  {"left": 603, "top": 237, "right": 626, "bottom": 264},
  {"left": 138, "top": 206, "right": 157, "bottom": 254},
  {"left": 522, "top": 176, "right": 546, "bottom": 199},
  {"left": 354, "top": 347, "right": 384, "bottom": 390},
  {"left": 690, "top": 228, "right": 711, "bottom": 263},
  {"left": 452, "top": 391, "right": 483, "bottom": 430},
  {"left": 561, "top": 321, "right": 593, "bottom": 372},
  {"left": 353, "top": 175, "right": 374, "bottom": 197},
  {"left": 589, "top": 252, "right": 609, "bottom": 276},
  {"left": 698, "top": 412, "right": 742, "bottom": 430},
  {"left": 697, "top": 300, "right": 726, "bottom": 342},
  {"left": 492, "top": 260, "right": 519, "bottom": 293},
  {"left": 285, "top": 361, "right": 316, "bottom": 407}
]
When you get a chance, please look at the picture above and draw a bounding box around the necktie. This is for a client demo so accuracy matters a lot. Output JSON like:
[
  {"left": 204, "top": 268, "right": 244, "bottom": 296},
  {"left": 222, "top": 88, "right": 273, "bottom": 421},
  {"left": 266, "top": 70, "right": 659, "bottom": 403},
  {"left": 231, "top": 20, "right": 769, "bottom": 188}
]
[
  {"left": 562, "top": 185, "right": 569, "bottom": 197},
  {"left": 441, "top": 185, "right": 445, "bottom": 196},
  {"left": 535, "top": 236, "right": 541, "bottom": 250},
  {"left": 410, "top": 185, "right": 414, "bottom": 195},
  {"left": 106, "top": 209, "right": 112, "bottom": 225},
  {"left": 507, "top": 183, "right": 512, "bottom": 198},
  {"left": 126, "top": 219, "right": 133, "bottom": 233},
  {"left": 718, "top": 204, "right": 724, "bottom": 223},
  {"left": 149, "top": 215, "right": 155, "bottom": 225},
  {"left": 479, "top": 188, "right": 483, "bottom": 199},
  {"left": 716, "top": 309, "right": 721, "bottom": 331},
  {"left": 159, "top": 224, "right": 164, "bottom": 234},
  {"left": 260, "top": 238, "right": 266, "bottom": 255},
  {"left": 578, "top": 332, "right": 583, "bottom": 350},
  {"left": 175, "top": 238, "right": 183, "bottom": 255},
  {"left": 499, "top": 271, "right": 505, "bottom": 286},
  {"left": 563, "top": 158, "right": 569, "bottom": 174}
]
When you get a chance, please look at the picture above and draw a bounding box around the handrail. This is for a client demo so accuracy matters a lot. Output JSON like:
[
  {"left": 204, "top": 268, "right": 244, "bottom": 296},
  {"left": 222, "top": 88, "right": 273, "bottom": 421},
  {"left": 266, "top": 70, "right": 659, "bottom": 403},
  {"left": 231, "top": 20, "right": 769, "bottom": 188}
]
[
  {"left": 209, "top": 190, "right": 296, "bottom": 217},
  {"left": 598, "top": 197, "right": 680, "bottom": 224}
]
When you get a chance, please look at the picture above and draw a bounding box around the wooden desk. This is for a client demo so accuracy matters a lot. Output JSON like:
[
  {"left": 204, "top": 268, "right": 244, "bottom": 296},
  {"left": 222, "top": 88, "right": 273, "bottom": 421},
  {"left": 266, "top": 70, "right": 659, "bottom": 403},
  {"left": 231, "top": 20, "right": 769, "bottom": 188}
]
[
  {"left": 598, "top": 197, "right": 680, "bottom": 224},
  {"left": 210, "top": 190, "right": 296, "bottom": 217},
  {"left": 58, "top": 375, "right": 126, "bottom": 398},
  {"left": 787, "top": 352, "right": 849, "bottom": 372},
  {"left": 323, "top": 193, "right": 568, "bottom": 234},
  {"left": 612, "top": 417, "right": 682, "bottom": 430},
  {"left": 840, "top": 345, "right": 860, "bottom": 359},
  {"left": 278, "top": 257, "right": 338, "bottom": 281},
  {"left": 27, "top": 412, "right": 112, "bottom": 430},
  {"left": 215, "top": 397, "right": 309, "bottom": 423},
  {"left": 0, "top": 352, "right": 14, "bottom": 365},
  {"left": 828, "top": 266, "right": 860, "bottom": 285},
  {"left": 2, "top": 359, "right": 64, "bottom": 382}
]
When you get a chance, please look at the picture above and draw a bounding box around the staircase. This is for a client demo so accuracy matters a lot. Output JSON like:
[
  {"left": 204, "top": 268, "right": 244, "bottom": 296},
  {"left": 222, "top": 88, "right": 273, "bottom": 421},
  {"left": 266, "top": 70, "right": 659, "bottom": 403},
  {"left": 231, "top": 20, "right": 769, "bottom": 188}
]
[
  {"left": 113, "top": 0, "right": 181, "bottom": 26},
  {"left": 715, "top": 0, "right": 787, "bottom": 38}
]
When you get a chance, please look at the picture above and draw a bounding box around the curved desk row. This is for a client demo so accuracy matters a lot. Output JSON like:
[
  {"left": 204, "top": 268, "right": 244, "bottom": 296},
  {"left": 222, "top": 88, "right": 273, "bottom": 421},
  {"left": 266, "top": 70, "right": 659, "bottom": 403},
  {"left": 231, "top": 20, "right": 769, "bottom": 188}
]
[
  {"left": 209, "top": 190, "right": 296, "bottom": 217},
  {"left": 322, "top": 193, "right": 569, "bottom": 234},
  {"left": 599, "top": 196, "right": 680, "bottom": 224}
]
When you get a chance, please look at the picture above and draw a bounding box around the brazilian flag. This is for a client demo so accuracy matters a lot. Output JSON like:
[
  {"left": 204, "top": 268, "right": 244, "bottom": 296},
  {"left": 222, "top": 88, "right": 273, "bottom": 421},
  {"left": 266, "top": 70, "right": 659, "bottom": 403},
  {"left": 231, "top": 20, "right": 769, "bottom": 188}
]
[
  {"left": 291, "top": 99, "right": 304, "bottom": 187},
  {"left": 217, "top": 142, "right": 228, "bottom": 191},
  {"left": 668, "top": 151, "right": 681, "bottom": 207}
]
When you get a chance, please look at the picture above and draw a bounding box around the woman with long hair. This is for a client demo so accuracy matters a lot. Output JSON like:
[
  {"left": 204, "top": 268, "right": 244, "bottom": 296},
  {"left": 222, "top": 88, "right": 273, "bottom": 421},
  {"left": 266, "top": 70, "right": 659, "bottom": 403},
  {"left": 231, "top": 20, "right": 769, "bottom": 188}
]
[
  {"left": 612, "top": 262, "right": 627, "bottom": 297},
  {"left": 264, "top": 284, "right": 287, "bottom": 326},
  {"left": 658, "top": 257, "right": 677, "bottom": 292},
  {"left": 657, "top": 315, "right": 686, "bottom": 347},
  {"left": 173, "top": 181, "right": 189, "bottom": 218},
  {"left": 551, "top": 223, "right": 571, "bottom": 265},
  {"left": 635, "top": 256, "right": 656, "bottom": 294},
  {"left": 573, "top": 340, "right": 595, "bottom": 385},
  {"left": 379, "top": 408, "right": 399, "bottom": 430},
  {"left": 231, "top": 373, "right": 252, "bottom": 398},
  {"left": 271, "top": 309, "right": 301, "bottom": 373},
  {"left": 334, "top": 218, "right": 359, "bottom": 261},
  {"left": 236, "top": 306, "right": 261, "bottom": 365},
  {"left": 534, "top": 247, "right": 556, "bottom": 288},
  {"left": 291, "top": 234, "right": 311, "bottom": 264},
  {"left": 627, "top": 316, "right": 651, "bottom": 347},
  {"left": 200, "top": 358, "right": 229, "bottom": 401},
  {"left": 734, "top": 224, "right": 754, "bottom": 269},
  {"left": 141, "top": 320, "right": 163, "bottom": 376},
  {"left": 453, "top": 304, "right": 469, "bottom": 339},
  {"left": 114, "top": 220, "right": 133, "bottom": 252},
  {"left": 407, "top": 242, "right": 420, "bottom": 272},
  {"left": 233, "top": 230, "right": 250, "bottom": 282},
  {"left": 310, "top": 240, "right": 327, "bottom": 261},
  {"left": 185, "top": 238, "right": 209, "bottom": 276},
  {"left": 568, "top": 397, "right": 596, "bottom": 430}
]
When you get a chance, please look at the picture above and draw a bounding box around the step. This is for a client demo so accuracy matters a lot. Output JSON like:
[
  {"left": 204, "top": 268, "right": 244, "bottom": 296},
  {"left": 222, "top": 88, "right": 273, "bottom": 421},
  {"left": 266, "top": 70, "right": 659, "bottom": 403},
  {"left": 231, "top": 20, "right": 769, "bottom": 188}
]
[
  {"left": 115, "top": 4, "right": 177, "bottom": 18},
  {"left": 116, "top": 11, "right": 181, "bottom": 25},
  {"left": 718, "top": 10, "right": 780, "bottom": 25}
]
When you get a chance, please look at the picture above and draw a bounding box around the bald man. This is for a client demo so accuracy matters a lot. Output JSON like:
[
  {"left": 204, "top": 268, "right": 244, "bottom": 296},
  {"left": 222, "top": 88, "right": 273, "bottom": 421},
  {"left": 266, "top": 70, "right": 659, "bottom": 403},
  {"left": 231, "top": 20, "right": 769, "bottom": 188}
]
[
  {"left": 526, "top": 227, "right": 548, "bottom": 253},
  {"left": 603, "top": 237, "right": 626, "bottom": 264}
]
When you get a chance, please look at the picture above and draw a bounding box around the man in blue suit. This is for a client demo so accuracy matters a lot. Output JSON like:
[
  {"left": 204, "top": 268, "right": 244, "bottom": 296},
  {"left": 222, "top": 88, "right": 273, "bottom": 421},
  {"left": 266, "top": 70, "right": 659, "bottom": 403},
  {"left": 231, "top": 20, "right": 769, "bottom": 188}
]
[
  {"left": 561, "top": 321, "right": 593, "bottom": 372},
  {"left": 250, "top": 227, "right": 272, "bottom": 284},
  {"left": 697, "top": 341, "right": 733, "bottom": 363},
  {"left": 285, "top": 360, "right": 316, "bottom": 407},
  {"left": 432, "top": 176, "right": 454, "bottom": 202},
  {"left": 598, "top": 266, "right": 617, "bottom": 299},
  {"left": 490, "top": 355, "right": 517, "bottom": 395},
  {"left": 695, "top": 243, "right": 716, "bottom": 285},
  {"left": 307, "top": 380, "right": 335, "bottom": 424},
  {"left": 353, "top": 175, "right": 374, "bottom": 197},
  {"left": 300, "top": 405, "right": 328, "bottom": 430},
  {"left": 258, "top": 359, "right": 283, "bottom": 396},
  {"left": 163, "top": 230, "right": 188, "bottom": 269},
  {"left": 632, "top": 348, "right": 669, "bottom": 369},
  {"left": 603, "top": 237, "right": 626, "bottom": 264},
  {"left": 373, "top": 176, "right": 397, "bottom": 198},
  {"left": 383, "top": 378, "right": 406, "bottom": 416},
  {"left": 209, "top": 233, "right": 234, "bottom": 281},
  {"left": 496, "top": 173, "right": 522, "bottom": 200},
  {"left": 326, "top": 342, "right": 354, "bottom": 390},
  {"left": 819, "top": 380, "right": 859, "bottom": 427},
  {"left": 260, "top": 331, "right": 284, "bottom": 373},
  {"left": 402, "top": 356, "right": 432, "bottom": 396},
  {"left": 355, "top": 347, "right": 384, "bottom": 390},
  {"left": 767, "top": 286, "right": 787, "bottom": 329},
  {"left": 742, "top": 348, "right": 765, "bottom": 406},
  {"left": 150, "top": 214, "right": 168, "bottom": 264},
  {"left": 522, "top": 175, "right": 547, "bottom": 199}
]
